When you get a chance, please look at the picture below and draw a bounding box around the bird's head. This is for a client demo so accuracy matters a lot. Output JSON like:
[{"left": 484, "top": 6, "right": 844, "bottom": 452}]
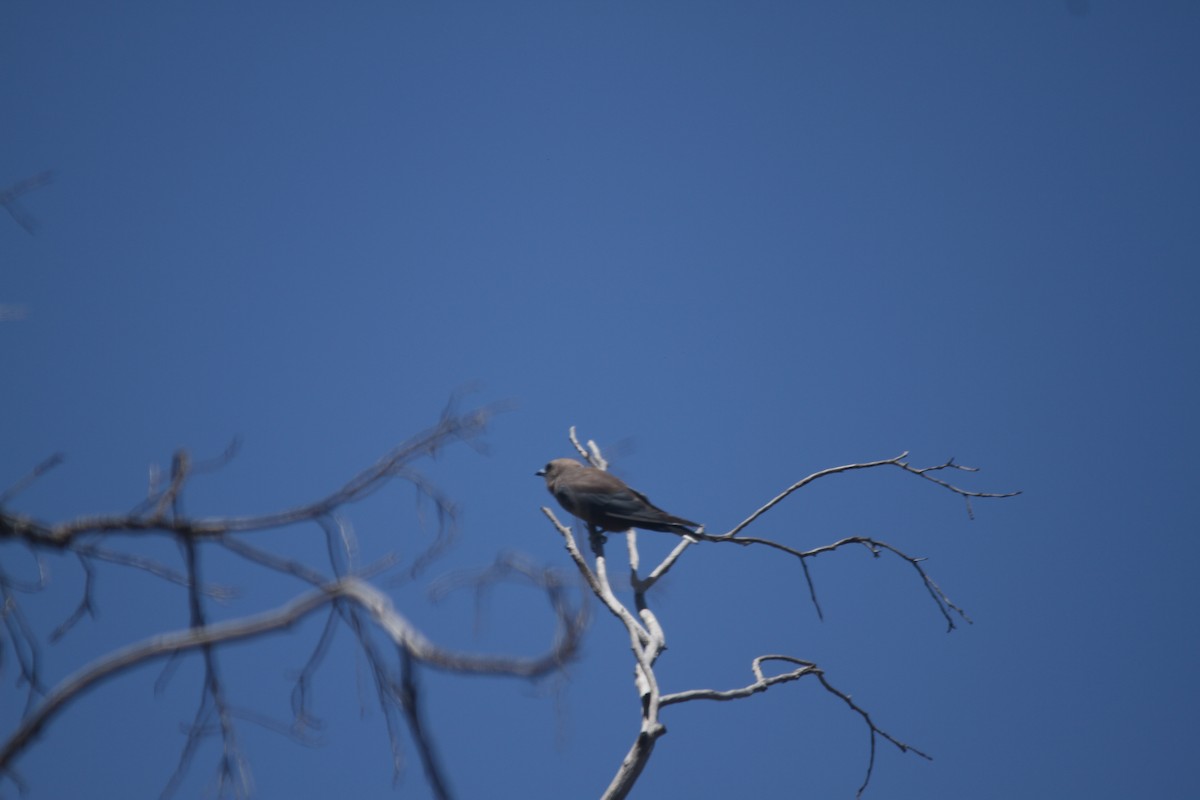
[{"left": 535, "top": 458, "right": 585, "bottom": 482}]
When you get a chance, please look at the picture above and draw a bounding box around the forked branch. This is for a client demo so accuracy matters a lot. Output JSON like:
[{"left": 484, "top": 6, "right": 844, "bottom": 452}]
[
  {"left": 542, "top": 432, "right": 1018, "bottom": 798},
  {"left": 0, "top": 577, "right": 582, "bottom": 780},
  {"left": 0, "top": 404, "right": 583, "bottom": 798}
]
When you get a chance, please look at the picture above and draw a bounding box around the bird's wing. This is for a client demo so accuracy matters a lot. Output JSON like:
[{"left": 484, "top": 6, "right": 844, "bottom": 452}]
[
  {"left": 554, "top": 468, "right": 699, "bottom": 532},
  {"left": 560, "top": 483, "right": 698, "bottom": 530}
]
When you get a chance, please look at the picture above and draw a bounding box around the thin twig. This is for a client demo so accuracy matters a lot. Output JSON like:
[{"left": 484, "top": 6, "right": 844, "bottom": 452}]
[
  {"left": 0, "top": 454, "right": 64, "bottom": 506},
  {"left": 661, "top": 655, "right": 930, "bottom": 798},
  {"left": 288, "top": 606, "right": 340, "bottom": 734},
  {"left": 49, "top": 554, "right": 97, "bottom": 642},
  {"left": 72, "top": 542, "right": 236, "bottom": 599}
]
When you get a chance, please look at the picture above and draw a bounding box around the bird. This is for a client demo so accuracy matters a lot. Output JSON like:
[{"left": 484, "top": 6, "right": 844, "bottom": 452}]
[{"left": 536, "top": 458, "right": 702, "bottom": 536}]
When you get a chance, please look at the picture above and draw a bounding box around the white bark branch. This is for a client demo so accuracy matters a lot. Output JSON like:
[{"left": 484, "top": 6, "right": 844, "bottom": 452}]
[{"left": 543, "top": 432, "right": 1018, "bottom": 798}]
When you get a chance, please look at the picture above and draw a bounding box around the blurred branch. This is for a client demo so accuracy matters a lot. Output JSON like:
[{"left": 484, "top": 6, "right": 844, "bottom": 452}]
[
  {"left": 0, "top": 405, "right": 495, "bottom": 548},
  {"left": 0, "top": 404, "right": 584, "bottom": 799},
  {"left": 0, "top": 170, "right": 53, "bottom": 235},
  {"left": 0, "top": 576, "right": 583, "bottom": 780},
  {"left": 429, "top": 552, "right": 589, "bottom": 640},
  {"left": 397, "top": 648, "right": 452, "bottom": 800},
  {"left": 0, "top": 453, "right": 64, "bottom": 506}
]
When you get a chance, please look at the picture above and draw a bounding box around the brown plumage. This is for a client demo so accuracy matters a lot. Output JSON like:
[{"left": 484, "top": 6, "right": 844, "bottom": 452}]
[{"left": 536, "top": 458, "right": 701, "bottom": 535}]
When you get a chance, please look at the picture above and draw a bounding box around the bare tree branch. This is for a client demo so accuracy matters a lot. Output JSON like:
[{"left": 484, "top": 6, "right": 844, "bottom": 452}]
[
  {"left": 288, "top": 606, "right": 340, "bottom": 735},
  {"left": 397, "top": 648, "right": 453, "bottom": 800},
  {"left": 541, "top": 432, "right": 1018, "bottom": 798},
  {"left": 0, "top": 406, "right": 495, "bottom": 549},
  {"left": 722, "top": 452, "right": 1019, "bottom": 540},
  {"left": 0, "top": 580, "right": 46, "bottom": 716},
  {"left": 660, "top": 654, "right": 818, "bottom": 705},
  {"left": 49, "top": 553, "right": 97, "bottom": 642},
  {"left": 171, "top": 486, "right": 248, "bottom": 800},
  {"left": 0, "top": 406, "right": 586, "bottom": 799},
  {"left": 0, "top": 576, "right": 582, "bottom": 780},
  {"left": 660, "top": 655, "right": 931, "bottom": 797},
  {"left": 69, "top": 542, "right": 235, "bottom": 599},
  {"left": 0, "top": 453, "right": 64, "bottom": 506},
  {"left": 1, "top": 410, "right": 1014, "bottom": 798},
  {"left": 541, "top": 509, "right": 649, "bottom": 648}
]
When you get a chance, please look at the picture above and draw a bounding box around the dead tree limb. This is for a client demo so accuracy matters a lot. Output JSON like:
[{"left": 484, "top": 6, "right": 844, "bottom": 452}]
[
  {"left": 542, "top": 431, "right": 1017, "bottom": 798},
  {"left": 0, "top": 405, "right": 586, "bottom": 798}
]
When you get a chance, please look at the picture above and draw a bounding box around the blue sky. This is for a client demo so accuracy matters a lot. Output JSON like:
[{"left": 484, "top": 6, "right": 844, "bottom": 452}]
[{"left": 2, "top": 2, "right": 1198, "bottom": 798}]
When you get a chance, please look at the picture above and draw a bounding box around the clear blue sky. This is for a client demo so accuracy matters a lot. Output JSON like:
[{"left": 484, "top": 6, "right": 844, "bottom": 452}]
[{"left": 3, "top": 2, "right": 1197, "bottom": 798}]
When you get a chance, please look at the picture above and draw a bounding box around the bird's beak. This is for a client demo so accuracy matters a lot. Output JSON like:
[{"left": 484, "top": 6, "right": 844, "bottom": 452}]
[{"left": 534, "top": 468, "right": 546, "bottom": 477}]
